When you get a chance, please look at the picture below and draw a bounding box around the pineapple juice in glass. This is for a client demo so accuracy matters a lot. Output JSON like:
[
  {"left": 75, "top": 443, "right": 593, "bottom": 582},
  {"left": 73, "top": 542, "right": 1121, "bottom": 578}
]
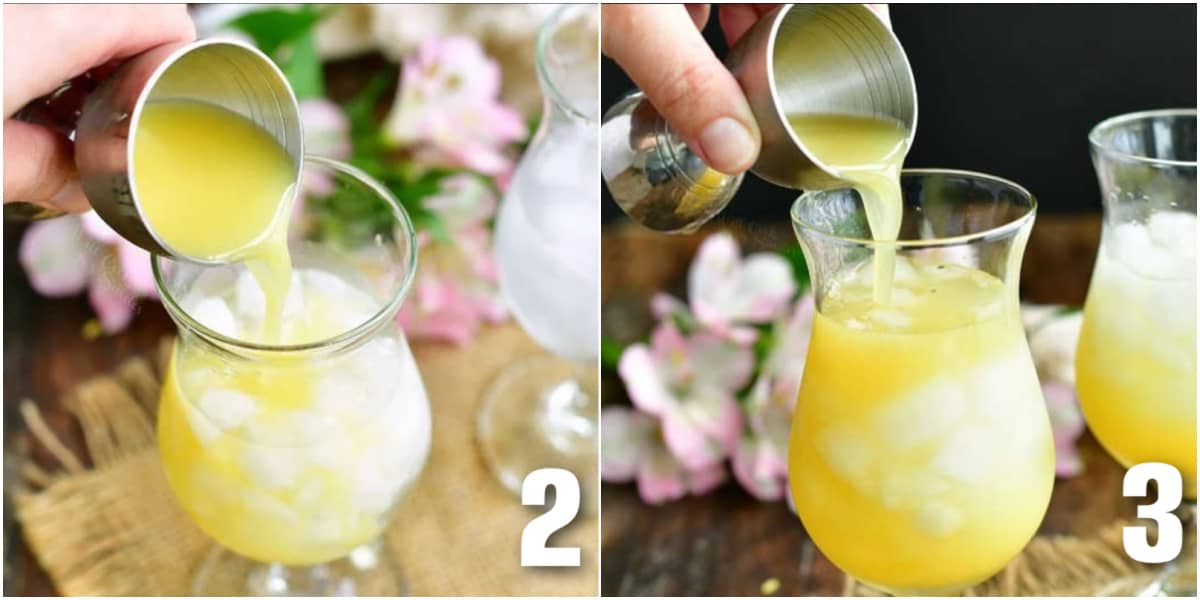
[
  {"left": 1076, "top": 109, "right": 1197, "bottom": 499},
  {"left": 142, "top": 107, "right": 430, "bottom": 593},
  {"left": 788, "top": 169, "right": 1054, "bottom": 595}
]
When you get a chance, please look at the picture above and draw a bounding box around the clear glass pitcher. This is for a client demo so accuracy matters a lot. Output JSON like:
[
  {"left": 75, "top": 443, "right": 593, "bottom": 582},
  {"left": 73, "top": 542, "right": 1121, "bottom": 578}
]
[
  {"left": 788, "top": 170, "right": 1054, "bottom": 595},
  {"left": 477, "top": 4, "right": 599, "bottom": 511},
  {"left": 154, "top": 157, "right": 430, "bottom": 596},
  {"left": 1076, "top": 109, "right": 1197, "bottom": 595}
]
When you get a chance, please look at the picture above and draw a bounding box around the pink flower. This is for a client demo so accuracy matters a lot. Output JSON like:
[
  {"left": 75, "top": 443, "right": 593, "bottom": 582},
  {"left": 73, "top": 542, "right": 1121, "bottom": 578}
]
[
  {"left": 19, "top": 212, "right": 158, "bottom": 334},
  {"left": 383, "top": 36, "right": 526, "bottom": 176},
  {"left": 395, "top": 175, "right": 506, "bottom": 344},
  {"left": 688, "top": 232, "right": 796, "bottom": 345},
  {"left": 1024, "top": 305, "right": 1087, "bottom": 478},
  {"left": 617, "top": 320, "right": 753, "bottom": 471},
  {"left": 1044, "top": 380, "right": 1086, "bottom": 477},
  {"left": 600, "top": 407, "right": 727, "bottom": 505},
  {"left": 300, "top": 98, "right": 351, "bottom": 160}
]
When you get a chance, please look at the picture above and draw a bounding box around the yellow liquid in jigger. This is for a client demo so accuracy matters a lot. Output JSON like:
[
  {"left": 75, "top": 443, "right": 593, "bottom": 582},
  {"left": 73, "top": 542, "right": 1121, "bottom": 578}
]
[
  {"left": 134, "top": 100, "right": 296, "bottom": 342},
  {"left": 784, "top": 115, "right": 1053, "bottom": 594}
]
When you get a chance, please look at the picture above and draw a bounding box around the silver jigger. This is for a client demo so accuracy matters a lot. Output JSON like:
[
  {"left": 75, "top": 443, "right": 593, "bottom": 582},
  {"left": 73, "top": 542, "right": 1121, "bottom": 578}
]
[
  {"left": 601, "top": 3, "right": 917, "bottom": 234},
  {"left": 74, "top": 38, "right": 303, "bottom": 262}
]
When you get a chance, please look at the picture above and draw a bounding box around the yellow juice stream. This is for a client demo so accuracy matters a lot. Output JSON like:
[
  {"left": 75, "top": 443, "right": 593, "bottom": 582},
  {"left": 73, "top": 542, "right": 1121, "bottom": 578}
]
[
  {"left": 787, "top": 114, "right": 907, "bottom": 303},
  {"left": 134, "top": 100, "right": 296, "bottom": 341}
]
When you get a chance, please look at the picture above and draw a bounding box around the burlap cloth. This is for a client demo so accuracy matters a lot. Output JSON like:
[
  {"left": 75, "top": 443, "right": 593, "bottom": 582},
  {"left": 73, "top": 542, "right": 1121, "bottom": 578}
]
[{"left": 11, "top": 323, "right": 597, "bottom": 596}]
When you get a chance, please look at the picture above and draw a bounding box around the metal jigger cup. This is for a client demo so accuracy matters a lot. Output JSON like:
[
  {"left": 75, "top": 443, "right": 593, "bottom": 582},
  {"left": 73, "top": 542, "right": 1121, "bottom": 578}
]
[
  {"left": 601, "top": 3, "right": 918, "bottom": 233},
  {"left": 74, "top": 38, "right": 303, "bottom": 263}
]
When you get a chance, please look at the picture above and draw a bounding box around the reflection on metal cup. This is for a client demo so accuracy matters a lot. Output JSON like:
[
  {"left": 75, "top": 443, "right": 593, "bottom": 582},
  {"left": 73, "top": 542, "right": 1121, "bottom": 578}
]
[{"left": 74, "top": 39, "right": 303, "bottom": 262}]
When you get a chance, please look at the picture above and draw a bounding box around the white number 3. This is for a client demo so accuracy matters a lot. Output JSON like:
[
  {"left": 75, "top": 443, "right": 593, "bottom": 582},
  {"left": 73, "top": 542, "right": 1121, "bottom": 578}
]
[
  {"left": 1123, "top": 462, "right": 1183, "bottom": 564},
  {"left": 521, "top": 468, "right": 582, "bottom": 567}
]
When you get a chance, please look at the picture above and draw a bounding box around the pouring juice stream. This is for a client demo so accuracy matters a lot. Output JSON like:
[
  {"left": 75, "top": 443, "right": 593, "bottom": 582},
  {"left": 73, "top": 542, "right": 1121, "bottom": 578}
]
[
  {"left": 134, "top": 100, "right": 297, "bottom": 342},
  {"left": 786, "top": 114, "right": 909, "bottom": 304}
]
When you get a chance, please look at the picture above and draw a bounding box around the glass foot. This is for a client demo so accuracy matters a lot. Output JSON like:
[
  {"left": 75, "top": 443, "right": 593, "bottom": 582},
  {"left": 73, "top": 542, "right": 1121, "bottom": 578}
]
[
  {"left": 192, "top": 541, "right": 406, "bottom": 596},
  {"left": 476, "top": 354, "right": 598, "bottom": 515}
]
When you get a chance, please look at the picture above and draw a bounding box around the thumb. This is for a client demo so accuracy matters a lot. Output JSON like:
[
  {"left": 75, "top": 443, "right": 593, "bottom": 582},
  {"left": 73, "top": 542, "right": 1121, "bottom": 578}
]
[
  {"left": 3, "top": 119, "right": 90, "bottom": 213},
  {"left": 603, "top": 4, "right": 761, "bottom": 174}
]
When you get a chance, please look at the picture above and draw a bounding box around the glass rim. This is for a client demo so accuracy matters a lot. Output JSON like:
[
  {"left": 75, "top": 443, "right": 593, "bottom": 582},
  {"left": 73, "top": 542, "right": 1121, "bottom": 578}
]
[
  {"left": 151, "top": 155, "right": 418, "bottom": 355},
  {"left": 1088, "top": 108, "right": 1198, "bottom": 168},
  {"left": 536, "top": 3, "right": 598, "bottom": 123},
  {"left": 790, "top": 168, "right": 1038, "bottom": 250}
]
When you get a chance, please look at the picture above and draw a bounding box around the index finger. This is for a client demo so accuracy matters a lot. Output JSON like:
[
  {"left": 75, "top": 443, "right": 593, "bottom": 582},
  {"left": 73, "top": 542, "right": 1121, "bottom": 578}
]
[{"left": 4, "top": 4, "right": 195, "bottom": 116}]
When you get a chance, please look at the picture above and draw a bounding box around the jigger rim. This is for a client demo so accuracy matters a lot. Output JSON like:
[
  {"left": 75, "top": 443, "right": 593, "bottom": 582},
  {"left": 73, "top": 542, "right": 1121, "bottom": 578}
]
[
  {"left": 1089, "top": 108, "right": 1198, "bottom": 169},
  {"left": 790, "top": 168, "right": 1037, "bottom": 250},
  {"left": 769, "top": 3, "right": 919, "bottom": 182},
  {"left": 126, "top": 38, "right": 303, "bottom": 265}
]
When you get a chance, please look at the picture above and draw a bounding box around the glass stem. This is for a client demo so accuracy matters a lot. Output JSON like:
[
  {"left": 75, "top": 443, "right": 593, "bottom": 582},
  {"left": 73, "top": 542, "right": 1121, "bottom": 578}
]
[{"left": 535, "top": 360, "right": 597, "bottom": 455}]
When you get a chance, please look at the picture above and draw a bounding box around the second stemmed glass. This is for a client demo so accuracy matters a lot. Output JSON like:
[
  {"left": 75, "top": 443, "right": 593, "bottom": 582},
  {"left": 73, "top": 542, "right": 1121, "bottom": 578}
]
[
  {"left": 788, "top": 170, "right": 1055, "bottom": 595},
  {"left": 1076, "top": 109, "right": 1197, "bottom": 596},
  {"left": 477, "top": 5, "right": 600, "bottom": 510}
]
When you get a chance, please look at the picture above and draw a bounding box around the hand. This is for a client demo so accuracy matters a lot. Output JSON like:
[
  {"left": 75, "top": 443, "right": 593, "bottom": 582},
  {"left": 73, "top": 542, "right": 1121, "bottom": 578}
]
[
  {"left": 4, "top": 4, "right": 194, "bottom": 212},
  {"left": 602, "top": 4, "right": 890, "bottom": 175}
]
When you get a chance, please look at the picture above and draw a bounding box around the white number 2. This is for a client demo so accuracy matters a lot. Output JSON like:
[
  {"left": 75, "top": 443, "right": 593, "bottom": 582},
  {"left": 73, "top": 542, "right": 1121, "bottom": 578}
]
[
  {"left": 1123, "top": 462, "right": 1183, "bottom": 564},
  {"left": 520, "top": 468, "right": 581, "bottom": 567}
]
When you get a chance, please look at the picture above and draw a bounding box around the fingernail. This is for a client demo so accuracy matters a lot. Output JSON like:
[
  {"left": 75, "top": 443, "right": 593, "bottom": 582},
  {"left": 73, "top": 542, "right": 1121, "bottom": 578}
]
[{"left": 699, "top": 117, "right": 758, "bottom": 174}]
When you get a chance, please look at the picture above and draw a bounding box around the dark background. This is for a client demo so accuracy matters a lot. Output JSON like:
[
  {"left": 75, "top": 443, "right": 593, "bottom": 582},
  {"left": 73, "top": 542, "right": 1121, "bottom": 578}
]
[{"left": 601, "top": 3, "right": 1198, "bottom": 224}]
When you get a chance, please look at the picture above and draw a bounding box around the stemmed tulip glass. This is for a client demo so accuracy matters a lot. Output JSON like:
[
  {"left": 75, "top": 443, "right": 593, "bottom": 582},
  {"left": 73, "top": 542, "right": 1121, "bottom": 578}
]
[
  {"left": 1076, "top": 109, "right": 1197, "bottom": 596},
  {"left": 788, "top": 169, "right": 1055, "bottom": 595},
  {"left": 476, "top": 4, "right": 600, "bottom": 511},
  {"left": 155, "top": 157, "right": 430, "bottom": 596}
]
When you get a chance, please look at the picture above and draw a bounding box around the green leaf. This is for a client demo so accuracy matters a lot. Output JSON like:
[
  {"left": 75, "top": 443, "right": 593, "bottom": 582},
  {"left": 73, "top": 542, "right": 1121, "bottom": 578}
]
[
  {"left": 779, "top": 245, "right": 811, "bottom": 292},
  {"left": 600, "top": 337, "right": 627, "bottom": 371},
  {"left": 226, "top": 6, "right": 328, "bottom": 56},
  {"left": 280, "top": 31, "right": 324, "bottom": 99},
  {"left": 226, "top": 6, "right": 330, "bottom": 99}
]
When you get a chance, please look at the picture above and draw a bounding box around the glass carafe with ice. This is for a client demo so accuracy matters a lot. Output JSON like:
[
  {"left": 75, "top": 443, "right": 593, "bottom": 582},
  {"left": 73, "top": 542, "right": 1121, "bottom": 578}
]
[
  {"left": 154, "top": 157, "right": 429, "bottom": 596},
  {"left": 477, "top": 4, "right": 600, "bottom": 510},
  {"left": 1076, "top": 109, "right": 1197, "bottom": 596},
  {"left": 787, "top": 170, "right": 1054, "bottom": 595}
]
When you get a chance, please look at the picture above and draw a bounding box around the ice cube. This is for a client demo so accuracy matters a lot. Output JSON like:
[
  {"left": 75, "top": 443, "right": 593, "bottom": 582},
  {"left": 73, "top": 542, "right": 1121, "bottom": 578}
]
[
  {"left": 234, "top": 269, "right": 267, "bottom": 321},
  {"left": 189, "top": 297, "right": 239, "bottom": 338},
  {"left": 873, "top": 377, "right": 968, "bottom": 451},
  {"left": 1148, "top": 211, "right": 1197, "bottom": 256},
  {"left": 243, "top": 445, "right": 302, "bottom": 489},
  {"left": 350, "top": 460, "right": 402, "bottom": 515},
  {"left": 242, "top": 488, "right": 299, "bottom": 523},
  {"left": 181, "top": 401, "right": 222, "bottom": 446},
  {"left": 866, "top": 307, "right": 912, "bottom": 329},
  {"left": 197, "top": 389, "right": 258, "bottom": 431},
  {"left": 309, "top": 437, "right": 355, "bottom": 470},
  {"left": 303, "top": 269, "right": 356, "bottom": 301},
  {"left": 189, "top": 268, "right": 237, "bottom": 300},
  {"left": 880, "top": 470, "right": 950, "bottom": 511},
  {"left": 817, "top": 426, "right": 873, "bottom": 481},
  {"left": 931, "top": 425, "right": 998, "bottom": 484},
  {"left": 913, "top": 501, "right": 962, "bottom": 537}
]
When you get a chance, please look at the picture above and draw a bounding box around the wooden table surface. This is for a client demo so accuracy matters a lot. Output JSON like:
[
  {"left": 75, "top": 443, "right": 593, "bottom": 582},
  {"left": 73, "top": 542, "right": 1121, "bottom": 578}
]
[{"left": 598, "top": 215, "right": 1148, "bottom": 597}]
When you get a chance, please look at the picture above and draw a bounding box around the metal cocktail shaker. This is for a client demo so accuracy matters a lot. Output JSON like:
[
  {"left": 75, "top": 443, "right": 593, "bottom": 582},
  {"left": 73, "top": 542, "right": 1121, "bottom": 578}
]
[{"left": 601, "top": 3, "right": 918, "bottom": 233}]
